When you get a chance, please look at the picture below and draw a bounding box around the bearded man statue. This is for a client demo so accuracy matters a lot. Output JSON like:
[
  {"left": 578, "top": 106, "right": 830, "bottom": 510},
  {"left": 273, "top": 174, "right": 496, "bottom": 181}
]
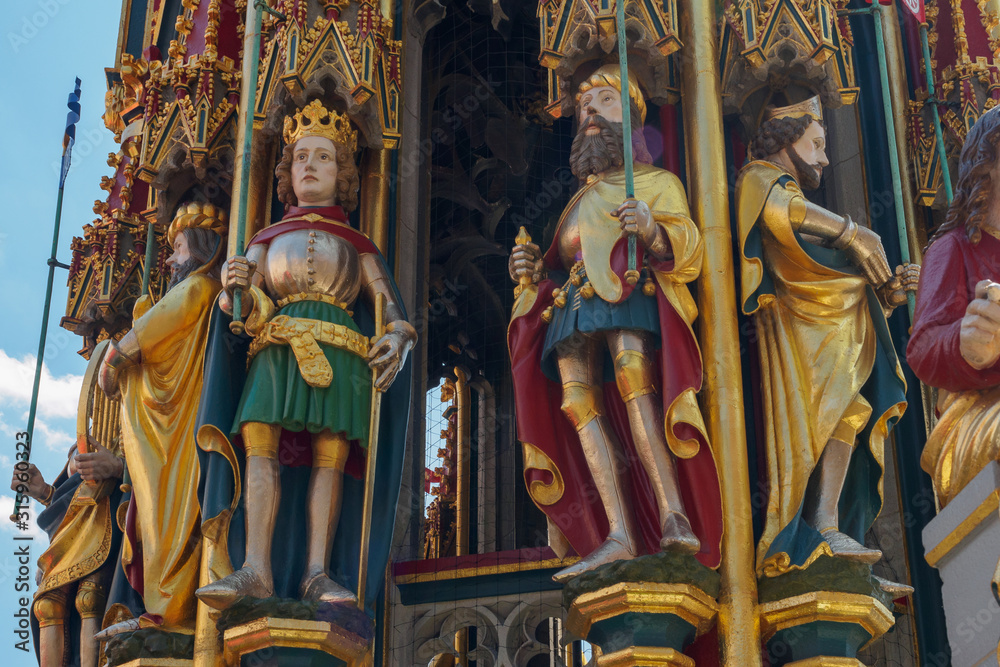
[
  {"left": 908, "top": 107, "right": 1000, "bottom": 509},
  {"left": 194, "top": 100, "right": 415, "bottom": 611},
  {"left": 98, "top": 202, "right": 227, "bottom": 634},
  {"left": 508, "top": 64, "right": 723, "bottom": 582},
  {"left": 735, "top": 96, "right": 918, "bottom": 585}
]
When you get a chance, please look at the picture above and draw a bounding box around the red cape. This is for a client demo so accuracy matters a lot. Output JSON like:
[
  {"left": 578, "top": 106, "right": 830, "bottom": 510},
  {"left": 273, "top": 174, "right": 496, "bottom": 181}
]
[{"left": 508, "top": 250, "right": 723, "bottom": 568}]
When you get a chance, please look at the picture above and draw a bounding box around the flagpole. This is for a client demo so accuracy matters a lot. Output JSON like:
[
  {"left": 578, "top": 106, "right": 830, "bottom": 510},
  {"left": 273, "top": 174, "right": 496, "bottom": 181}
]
[{"left": 12, "top": 79, "right": 80, "bottom": 522}]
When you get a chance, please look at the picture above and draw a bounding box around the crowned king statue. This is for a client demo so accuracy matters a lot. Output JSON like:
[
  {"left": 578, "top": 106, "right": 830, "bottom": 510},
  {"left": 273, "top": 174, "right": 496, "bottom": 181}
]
[{"left": 195, "top": 100, "right": 415, "bottom": 612}]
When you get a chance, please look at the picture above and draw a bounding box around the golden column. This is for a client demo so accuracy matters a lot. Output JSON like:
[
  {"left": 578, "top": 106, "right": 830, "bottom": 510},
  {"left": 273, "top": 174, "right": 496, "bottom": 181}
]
[
  {"left": 677, "top": 1, "right": 761, "bottom": 664},
  {"left": 362, "top": 148, "right": 393, "bottom": 254}
]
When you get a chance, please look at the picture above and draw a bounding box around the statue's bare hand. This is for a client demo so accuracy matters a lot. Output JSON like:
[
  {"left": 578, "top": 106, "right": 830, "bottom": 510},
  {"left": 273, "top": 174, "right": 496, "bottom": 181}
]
[
  {"left": 847, "top": 227, "right": 893, "bottom": 286},
  {"left": 960, "top": 280, "right": 1000, "bottom": 370},
  {"left": 509, "top": 242, "right": 544, "bottom": 285},
  {"left": 76, "top": 441, "right": 124, "bottom": 482},
  {"left": 367, "top": 321, "right": 417, "bottom": 391},
  {"left": 10, "top": 463, "right": 47, "bottom": 501},
  {"left": 616, "top": 199, "right": 654, "bottom": 246},
  {"left": 224, "top": 256, "right": 257, "bottom": 294},
  {"left": 880, "top": 263, "right": 921, "bottom": 309}
]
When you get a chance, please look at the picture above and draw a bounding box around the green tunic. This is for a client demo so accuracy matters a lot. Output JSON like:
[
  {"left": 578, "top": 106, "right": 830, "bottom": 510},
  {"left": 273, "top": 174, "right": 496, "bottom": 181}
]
[{"left": 232, "top": 300, "right": 372, "bottom": 445}]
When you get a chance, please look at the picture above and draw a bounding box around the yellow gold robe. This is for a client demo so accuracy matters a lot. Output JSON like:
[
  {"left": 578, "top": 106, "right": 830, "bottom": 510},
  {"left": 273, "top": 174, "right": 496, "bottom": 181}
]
[
  {"left": 34, "top": 461, "right": 120, "bottom": 598},
  {"left": 736, "top": 161, "right": 907, "bottom": 577},
  {"left": 118, "top": 273, "right": 220, "bottom": 632}
]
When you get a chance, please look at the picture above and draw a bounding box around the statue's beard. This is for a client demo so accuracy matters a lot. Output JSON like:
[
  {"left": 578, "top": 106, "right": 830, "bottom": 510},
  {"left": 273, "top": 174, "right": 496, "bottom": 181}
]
[
  {"left": 788, "top": 145, "right": 823, "bottom": 190},
  {"left": 167, "top": 258, "right": 201, "bottom": 291},
  {"left": 570, "top": 115, "right": 625, "bottom": 180}
]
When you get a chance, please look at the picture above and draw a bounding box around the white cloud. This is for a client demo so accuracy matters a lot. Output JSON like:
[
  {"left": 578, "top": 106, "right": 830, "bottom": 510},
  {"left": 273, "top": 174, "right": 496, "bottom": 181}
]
[
  {"left": 0, "top": 410, "right": 75, "bottom": 455},
  {"left": 0, "top": 349, "right": 82, "bottom": 419},
  {"left": 34, "top": 419, "right": 75, "bottom": 454}
]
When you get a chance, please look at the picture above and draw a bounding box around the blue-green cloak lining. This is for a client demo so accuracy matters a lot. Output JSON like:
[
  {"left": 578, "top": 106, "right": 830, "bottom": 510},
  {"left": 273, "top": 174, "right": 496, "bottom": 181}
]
[
  {"left": 195, "top": 249, "right": 411, "bottom": 616},
  {"left": 743, "top": 200, "right": 907, "bottom": 574}
]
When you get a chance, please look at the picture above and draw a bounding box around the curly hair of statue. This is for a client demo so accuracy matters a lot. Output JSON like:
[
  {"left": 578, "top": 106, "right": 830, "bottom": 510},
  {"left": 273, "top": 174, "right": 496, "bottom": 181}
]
[
  {"left": 931, "top": 106, "right": 1000, "bottom": 248},
  {"left": 275, "top": 142, "right": 361, "bottom": 212},
  {"left": 749, "top": 115, "right": 813, "bottom": 162},
  {"left": 275, "top": 100, "right": 362, "bottom": 212}
]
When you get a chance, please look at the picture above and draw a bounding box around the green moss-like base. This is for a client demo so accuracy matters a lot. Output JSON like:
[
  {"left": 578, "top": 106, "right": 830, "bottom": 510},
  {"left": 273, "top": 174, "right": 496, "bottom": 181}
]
[
  {"left": 105, "top": 628, "right": 195, "bottom": 667},
  {"left": 757, "top": 556, "right": 893, "bottom": 608},
  {"left": 216, "top": 596, "right": 374, "bottom": 643},
  {"left": 562, "top": 551, "right": 721, "bottom": 609}
]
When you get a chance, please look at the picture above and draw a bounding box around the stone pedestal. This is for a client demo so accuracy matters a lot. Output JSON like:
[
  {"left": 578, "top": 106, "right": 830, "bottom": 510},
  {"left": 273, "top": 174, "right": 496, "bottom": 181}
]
[
  {"left": 758, "top": 591, "right": 894, "bottom": 666},
  {"left": 222, "top": 617, "right": 371, "bottom": 667},
  {"left": 565, "top": 582, "right": 718, "bottom": 667},
  {"left": 922, "top": 461, "right": 1000, "bottom": 667}
]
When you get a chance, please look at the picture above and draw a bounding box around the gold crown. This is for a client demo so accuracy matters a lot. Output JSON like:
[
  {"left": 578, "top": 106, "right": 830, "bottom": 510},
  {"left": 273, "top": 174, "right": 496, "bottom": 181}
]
[
  {"left": 283, "top": 100, "right": 358, "bottom": 153},
  {"left": 763, "top": 95, "right": 823, "bottom": 124},
  {"left": 168, "top": 202, "right": 228, "bottom": 246},
  {"left": 577, "top": 64, "right": 647, "bottom": 124}
]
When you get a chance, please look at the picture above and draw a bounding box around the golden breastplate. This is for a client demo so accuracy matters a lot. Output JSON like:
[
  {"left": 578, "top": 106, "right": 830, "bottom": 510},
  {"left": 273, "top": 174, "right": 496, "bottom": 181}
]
[{"left": 556, "top": 204, "right": 582, "bottom": 271}]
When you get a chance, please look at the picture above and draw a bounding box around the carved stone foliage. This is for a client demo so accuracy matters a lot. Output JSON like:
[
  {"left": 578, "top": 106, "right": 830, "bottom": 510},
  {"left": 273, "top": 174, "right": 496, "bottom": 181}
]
[
  {"left": 720, "top": 0, "right": 858, "bottom": 132},
  {"left": 391, "top": 590, "right": 569, "bottom": 667}
]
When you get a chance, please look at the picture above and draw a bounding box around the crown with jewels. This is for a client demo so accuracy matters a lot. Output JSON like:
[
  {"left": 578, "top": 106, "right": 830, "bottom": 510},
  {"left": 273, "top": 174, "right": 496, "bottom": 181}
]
[
  {"left": 283, "top": 100, "right": 358, "bottom": 153},
  {"left": 763, "top": 95, "right": 824, "bottom": 124}
]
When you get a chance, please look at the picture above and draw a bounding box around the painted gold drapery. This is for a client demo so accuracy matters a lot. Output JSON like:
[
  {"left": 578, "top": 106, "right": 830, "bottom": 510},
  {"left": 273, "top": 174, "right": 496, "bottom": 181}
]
[
  {"left": 921, "top": 387, "right": 1000, "bottom": 507},
  {"left": 737, "top": 161, "right": 906, "bottom": 577},
  {"left": 118, "top": 274, "right": 220, "bottom": 632}
]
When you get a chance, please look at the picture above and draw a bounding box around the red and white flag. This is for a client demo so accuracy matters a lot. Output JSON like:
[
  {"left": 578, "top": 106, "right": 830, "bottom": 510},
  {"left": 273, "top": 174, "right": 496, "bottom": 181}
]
[{"left": 900, "top": 0, "right": 925, "bottom": 22}]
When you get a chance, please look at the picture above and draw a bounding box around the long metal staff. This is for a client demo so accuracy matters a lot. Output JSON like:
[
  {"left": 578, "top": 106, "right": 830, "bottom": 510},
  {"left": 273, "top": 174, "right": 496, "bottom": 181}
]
[
  {"left": 357, "top": 293, "right": 387, "bottom": 609},
  {"left": 615, "top": 0, "right": 639, "bottom": 286},
  {"left": 229, "top": 0, "right": 285, "bottom": 333}
]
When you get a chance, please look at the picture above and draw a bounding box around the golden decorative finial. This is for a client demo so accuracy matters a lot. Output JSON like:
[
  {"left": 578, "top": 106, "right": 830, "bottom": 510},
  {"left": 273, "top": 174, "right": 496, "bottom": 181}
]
[
  {"left": 763, "top": 95, "right": 824, "bottom": 124},
  {"left": 514, "top": 227, "right": 534, "bottom": 299},
  {"left": 283, "top": 99, "right": 358, "bottom": 154}
]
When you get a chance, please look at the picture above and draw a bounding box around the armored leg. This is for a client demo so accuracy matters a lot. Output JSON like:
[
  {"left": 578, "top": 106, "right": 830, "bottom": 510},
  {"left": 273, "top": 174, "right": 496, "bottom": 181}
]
[
  {"left": 607, "top": 330, "right": 700, "bottom": 555},
  {"left": 300, "top": 429, "right": 356, "bottom": 604},
  {"left": 196, "top": 422, "right": 280, "bottom": 609},
  {"left": 552, "top": 334, "right": 638, "bottom": 583},
  {"left": 34, "top": 589, "right": 67, "bottom": 667},
  {"left": 75, "top": 576, "right": 107, "bottom": 667},
  {"left": 803, "top": 438, "right": 881, "bottom": 563}
]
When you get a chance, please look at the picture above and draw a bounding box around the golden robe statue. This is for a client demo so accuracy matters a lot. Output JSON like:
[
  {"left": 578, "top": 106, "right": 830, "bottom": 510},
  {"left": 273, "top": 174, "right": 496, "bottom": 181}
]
[
  {"left": 101, "top": 204, "right": 227, "bottom": 633},
  {"left": 115, "top": 273, "right": 220, "bottom": 631},
  {"left": 736, "top": 161, "right": 907, "bottom": 577}
]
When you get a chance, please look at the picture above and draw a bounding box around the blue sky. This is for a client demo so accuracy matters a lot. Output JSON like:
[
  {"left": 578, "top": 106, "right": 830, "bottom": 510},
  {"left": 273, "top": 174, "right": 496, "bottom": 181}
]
[{"left": 0, "top": 0, "right": 121, "bottom": 662}]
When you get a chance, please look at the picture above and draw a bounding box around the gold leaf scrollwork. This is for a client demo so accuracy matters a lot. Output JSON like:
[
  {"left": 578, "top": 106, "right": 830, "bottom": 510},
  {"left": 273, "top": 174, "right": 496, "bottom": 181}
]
[{"left": 522, "top": 442, "right": 564, "bottom": 506}]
